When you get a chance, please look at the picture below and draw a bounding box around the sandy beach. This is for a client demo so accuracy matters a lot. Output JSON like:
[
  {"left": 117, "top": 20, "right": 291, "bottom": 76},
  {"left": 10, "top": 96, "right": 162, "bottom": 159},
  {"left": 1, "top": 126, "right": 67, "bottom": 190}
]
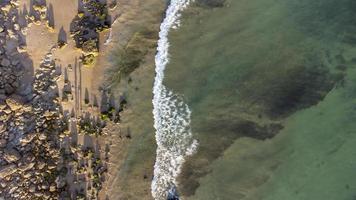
[{"left": 0, "top": 0, "right": 164, "bottom": 199}]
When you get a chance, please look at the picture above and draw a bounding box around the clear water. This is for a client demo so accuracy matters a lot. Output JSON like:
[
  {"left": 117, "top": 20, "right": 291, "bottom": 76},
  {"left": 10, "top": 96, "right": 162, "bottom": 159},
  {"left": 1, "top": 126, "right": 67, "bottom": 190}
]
[{"left": 163, "top": 0, "right": 356, "bottom": 199}]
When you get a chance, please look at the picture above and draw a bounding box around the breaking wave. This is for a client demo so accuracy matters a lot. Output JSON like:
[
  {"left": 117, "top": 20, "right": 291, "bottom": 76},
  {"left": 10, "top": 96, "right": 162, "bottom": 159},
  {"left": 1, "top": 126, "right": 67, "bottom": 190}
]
[{"left": 152, "top": 0, "right": 198, "bottom": 199}]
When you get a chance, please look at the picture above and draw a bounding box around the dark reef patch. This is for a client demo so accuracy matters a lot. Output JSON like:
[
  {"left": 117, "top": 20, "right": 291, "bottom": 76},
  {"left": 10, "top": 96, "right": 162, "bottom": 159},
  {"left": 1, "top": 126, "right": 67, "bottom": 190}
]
[
  {"left": 178, "top": 60, "right": 345, "bottom": 197},
  {"left": 234, "top": 121, "right": 283, "bottom": 140},
  {"left": 178, "top": 118, "right": 283, "bottom": 196},
  {"left": 195, "top": 0, "right": 226, "bottom": 8},
  {"left": 239, "top": 64, "right": 344, "bottom": 118}
]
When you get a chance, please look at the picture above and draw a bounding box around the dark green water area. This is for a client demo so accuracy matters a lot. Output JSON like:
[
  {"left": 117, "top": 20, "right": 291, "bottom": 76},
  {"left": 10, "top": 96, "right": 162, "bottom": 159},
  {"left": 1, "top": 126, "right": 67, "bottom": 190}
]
[{"left": 164, "top": 0, "right": 356, "bottom": 199}]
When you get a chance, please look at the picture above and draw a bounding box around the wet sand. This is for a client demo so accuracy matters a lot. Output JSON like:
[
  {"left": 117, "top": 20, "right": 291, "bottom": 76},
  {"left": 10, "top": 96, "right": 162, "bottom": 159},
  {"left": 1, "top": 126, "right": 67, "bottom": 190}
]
[{"left": 96, "top": 1, "right": 166, "bottom": 199}]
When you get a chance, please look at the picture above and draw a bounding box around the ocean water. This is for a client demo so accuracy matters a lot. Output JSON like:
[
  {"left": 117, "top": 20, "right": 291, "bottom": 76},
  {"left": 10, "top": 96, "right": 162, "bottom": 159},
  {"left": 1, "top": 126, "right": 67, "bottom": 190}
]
[{"left": 161, "top": 0, "right": 356, "bottom": 199}]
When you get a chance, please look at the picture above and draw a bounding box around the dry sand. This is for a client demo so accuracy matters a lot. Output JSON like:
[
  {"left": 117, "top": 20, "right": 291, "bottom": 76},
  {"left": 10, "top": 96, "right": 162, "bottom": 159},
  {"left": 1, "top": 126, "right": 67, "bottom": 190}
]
[{"left": 16, "top": 0, "right": 165, "bottom": 199}]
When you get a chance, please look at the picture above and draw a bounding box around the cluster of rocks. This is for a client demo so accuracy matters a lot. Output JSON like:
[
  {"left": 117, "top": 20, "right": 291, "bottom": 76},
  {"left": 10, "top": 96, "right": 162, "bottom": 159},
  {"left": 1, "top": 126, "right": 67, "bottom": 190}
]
[
  {"left": 58, "top": 133, "right": 108, "bottom": 199},
  {"left": 0, "top": 53, "right": 65, "bottom": 199},
  {"left": 34, "top": 53, "right": 109, "bottom": 199},
  {"left": 61, "top": 78, "right": 73, "bottom": 102},
  {"left": 98, "top": 89, "right": 127, "bottom": 124},
  {"left": 0, "top": 51, "right": 109, "bottom": 199},
  {"left": 27, "top": 0, "right": 55, "bottom": 29},
  {"left": 0, "top": 52, "right": 126, "bottom": 199},
  {"left": 70, "top": 0, "right": 111, "bottom": 65},
  {"left": 0, "top": 1, "right": 111, "bottom": 199},
  {"left": 78, "top": 114, "right": 105, "bottom": 136},
  {"left": 0, "top": 0, "right": 26, "bottom": 98}
]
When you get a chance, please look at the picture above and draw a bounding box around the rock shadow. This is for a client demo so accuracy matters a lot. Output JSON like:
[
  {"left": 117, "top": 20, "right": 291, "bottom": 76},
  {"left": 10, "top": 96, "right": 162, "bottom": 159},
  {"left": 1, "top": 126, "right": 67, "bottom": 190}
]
[
  {"left": 19, "top": 4, "right": 29, "bottom": 28},
  {"left": 84, "top": 88, "right": 90, "bottom": 104},
  {"left": 46, "top": 3, "right": 55, "bottom": 28},
  {"left": 58, "top": 26, "right": 67, "bottom": 45}
]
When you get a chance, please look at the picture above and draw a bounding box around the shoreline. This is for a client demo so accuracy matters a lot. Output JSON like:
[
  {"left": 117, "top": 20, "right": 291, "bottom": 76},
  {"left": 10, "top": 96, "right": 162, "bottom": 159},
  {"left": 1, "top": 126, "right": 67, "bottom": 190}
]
[{"left": 151, "top": 0, "right": 198, "bottom": 199}]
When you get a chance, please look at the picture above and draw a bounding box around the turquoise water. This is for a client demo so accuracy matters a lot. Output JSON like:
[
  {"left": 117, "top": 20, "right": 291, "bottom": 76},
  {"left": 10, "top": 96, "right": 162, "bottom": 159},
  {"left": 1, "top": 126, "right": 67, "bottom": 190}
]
[{"left": 163, "top": 0, "right": 356, "bottom": 199}]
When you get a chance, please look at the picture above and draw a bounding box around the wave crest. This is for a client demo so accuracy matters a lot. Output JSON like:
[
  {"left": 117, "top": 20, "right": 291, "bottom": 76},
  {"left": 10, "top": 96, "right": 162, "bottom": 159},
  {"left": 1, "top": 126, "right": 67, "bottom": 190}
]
[{"left": 152, "top": 0, "right": 198, "bottom": 199}]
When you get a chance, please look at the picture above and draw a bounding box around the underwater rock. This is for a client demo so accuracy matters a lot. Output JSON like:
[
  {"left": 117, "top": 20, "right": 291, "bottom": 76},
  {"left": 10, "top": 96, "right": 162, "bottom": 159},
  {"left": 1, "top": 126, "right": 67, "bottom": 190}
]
[
  {"left": 235, "top": 120, "right": 283, "bottom": 140},
  {"left": 239, "top": 64, "right": 344, "bottom": 119},
  {"left": 196, "top": 0, "right": 225, "bottom": 7},
  {"left": 167, "top": 186, "right": 180, "bottom": 200}
]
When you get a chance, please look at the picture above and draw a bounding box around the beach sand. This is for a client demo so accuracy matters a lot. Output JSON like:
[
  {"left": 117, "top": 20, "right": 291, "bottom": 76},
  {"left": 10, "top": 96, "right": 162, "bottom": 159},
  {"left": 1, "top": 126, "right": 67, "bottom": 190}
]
[{"left": 13, "top": 0, "right": 165, "bottom": 199}]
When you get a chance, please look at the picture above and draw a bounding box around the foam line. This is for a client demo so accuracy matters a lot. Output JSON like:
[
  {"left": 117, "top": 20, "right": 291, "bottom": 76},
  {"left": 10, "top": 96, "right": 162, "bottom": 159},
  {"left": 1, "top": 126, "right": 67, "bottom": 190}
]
[{"left": 152, "top": 0, "right": 198, "bottom": 199}]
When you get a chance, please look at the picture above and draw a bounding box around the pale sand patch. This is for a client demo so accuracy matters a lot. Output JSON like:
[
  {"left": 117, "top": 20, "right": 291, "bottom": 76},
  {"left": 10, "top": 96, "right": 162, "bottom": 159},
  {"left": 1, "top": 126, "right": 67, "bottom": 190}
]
[
  {"left": 19, "top": 0, "right": 78, "bottom": 33},
  {"left": 45, "top": 0, "right": 78, "bottom": 33},
  {"left": 20, "top": 0, "right": 84, "bottom": 116},
  {"left": 20, "top": 0, "right": 79, "bottom": 71},
  {"left": 25, "top": 24, "right": 57, "bottom": 71}
]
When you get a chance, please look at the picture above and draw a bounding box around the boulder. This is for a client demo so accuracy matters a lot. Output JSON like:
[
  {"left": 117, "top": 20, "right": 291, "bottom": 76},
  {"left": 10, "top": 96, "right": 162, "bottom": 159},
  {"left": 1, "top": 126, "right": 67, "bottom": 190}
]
[
  {"left": 49, "top": 185, "right": 56, "bottom": 192},
  {"left": 38, "top": 133, "right": 47, "bottom": 141},
  {"left": 34, "top": 192, "right": 43, "bottom": 197},
  {"left": 4, "top": 148, "right": 21, "bottom": 163},
  {"left": 29, "top": 184, "right": 36, "bottom": 193},
  {"left": 23, "top": 173, "right": 32, "bottom": 178},
  {"left": 0, "top": 4, "right": 11, "bottom": 12},
  {"left": 0, "top": 122, "right": 5, "bottom": 133},
  {"left": 0, "top": 94, "right": 5, "bottom": 100},
  {"left": 19, "top": 162, "right": 35, "bottom": 171},
  {"left": 11, "top": 59, "right": 19, "bottom": 66},
  {"left": 8, "top": 186, "right": 17, "bottom": 194},
  {"left": 41, "top": 183, "right": 49, "bottom": 190},
  {"left": 37, "top": 162, "right": 46, "bottom": 170},
  {"left": 20, "top": 133, "right": 36, "bottom": 146},
  {"left": 0, "top": 181, "right": 6, "bottom": 188},
  {"left": 4, "top": 84, "right": 14, "bottom": 94},
  {"left": 5, "top": 98, "right": 22, "bottom": 111},
  {"left": 1, "top": 58, "right": 10, "bottom": 67},
  {"left": 13, "top": 24, "right": 20, "bottom": 31},
  {"left": 3, "top": 108, "right": 11, "bottom": 114},
  {"left": 0, "top": 139, "right": 6, "bottom": 148},
  {"left": 55, "top": 176, "right": 66, "bottom": 188},
  {"left": 0, "top": 164, "right": 16, "bottom": 178}
]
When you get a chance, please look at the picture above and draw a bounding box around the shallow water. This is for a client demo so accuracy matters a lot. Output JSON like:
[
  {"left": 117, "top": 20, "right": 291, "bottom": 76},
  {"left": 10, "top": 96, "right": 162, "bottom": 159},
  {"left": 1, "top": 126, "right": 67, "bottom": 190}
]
[{"left": 163, "top": 0, "right": 356, "bottom": 199}]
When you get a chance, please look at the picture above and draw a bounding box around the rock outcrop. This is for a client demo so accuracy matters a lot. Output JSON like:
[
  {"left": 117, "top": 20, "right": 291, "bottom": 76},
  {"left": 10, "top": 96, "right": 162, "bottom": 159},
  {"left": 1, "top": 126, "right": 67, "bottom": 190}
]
[{"left": 0, "top": 1, "right": 111, "bottom": 199}]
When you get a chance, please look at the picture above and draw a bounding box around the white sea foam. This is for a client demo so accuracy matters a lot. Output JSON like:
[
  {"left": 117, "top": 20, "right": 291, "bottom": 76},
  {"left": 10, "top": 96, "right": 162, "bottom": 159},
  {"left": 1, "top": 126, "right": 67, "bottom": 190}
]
[
  {"left": 152, "top": 0, "right": 198, "bottom": 199},
  {"left": 104, "top": 28, "right": 113, "bottom": 45}
]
